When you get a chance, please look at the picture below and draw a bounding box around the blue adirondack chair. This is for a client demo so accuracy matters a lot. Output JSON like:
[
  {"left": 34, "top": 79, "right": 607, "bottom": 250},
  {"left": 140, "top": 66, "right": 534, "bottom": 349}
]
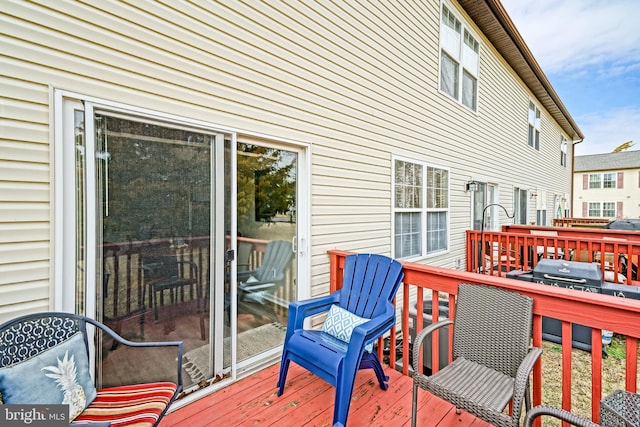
[{"left": 276, "top": 253, "right": 404, "bottom": 427}]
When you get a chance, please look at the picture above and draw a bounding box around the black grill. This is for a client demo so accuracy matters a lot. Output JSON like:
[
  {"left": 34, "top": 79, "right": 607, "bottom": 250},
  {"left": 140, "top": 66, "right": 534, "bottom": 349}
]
[
  {"left": 507, "top": 259, "right": 640, "bottom": 353},
  {"left": 531, "top": 259, "right": 603, "bottom": 291}
]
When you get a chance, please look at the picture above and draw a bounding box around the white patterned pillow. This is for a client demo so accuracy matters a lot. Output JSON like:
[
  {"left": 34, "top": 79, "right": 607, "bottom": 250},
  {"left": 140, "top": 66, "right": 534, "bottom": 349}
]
[{"left": 321, "top": 305, "right": 373, "bottom": 352}]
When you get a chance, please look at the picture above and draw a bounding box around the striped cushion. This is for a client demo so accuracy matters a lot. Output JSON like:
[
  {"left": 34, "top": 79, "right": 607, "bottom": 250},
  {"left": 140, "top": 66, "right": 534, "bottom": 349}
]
[{"left": 73, "top": 382, "right": 177, "bottom": 427}]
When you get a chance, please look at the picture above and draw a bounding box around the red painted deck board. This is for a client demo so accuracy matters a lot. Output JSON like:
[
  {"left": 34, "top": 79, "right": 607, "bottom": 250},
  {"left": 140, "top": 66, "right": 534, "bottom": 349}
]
[{"left": 160, "top": 363, "right": 490, "bottom": 427}]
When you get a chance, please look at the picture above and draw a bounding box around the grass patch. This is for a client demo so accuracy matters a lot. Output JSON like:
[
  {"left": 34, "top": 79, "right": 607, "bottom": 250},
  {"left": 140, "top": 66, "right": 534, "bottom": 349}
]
[{"left": 540, "top": 335, "right": 636, "bottom": 426}]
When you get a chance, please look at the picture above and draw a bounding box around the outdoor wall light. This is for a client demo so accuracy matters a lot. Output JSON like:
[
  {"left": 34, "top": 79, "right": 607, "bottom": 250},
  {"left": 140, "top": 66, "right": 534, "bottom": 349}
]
[{"left": 466, "top": 180, "right": 480, "bottom": 192}]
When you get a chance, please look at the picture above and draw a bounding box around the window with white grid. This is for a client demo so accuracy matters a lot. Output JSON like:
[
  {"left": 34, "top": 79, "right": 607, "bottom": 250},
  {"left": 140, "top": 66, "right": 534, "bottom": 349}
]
[
  {"left": 588, "top": 202, "right": 601, "bottom": 217},
  {"left": 528, "top": 101, "right": 541, "bottom": 150},
  {"left": 440, "top": 3, "right": 479, "bottom": 111},
  {"left": 560, "top": 136, "right": 567, "bottom": 167},
  {"left": 393, "top": 158, "right": 449, "bottom": 259}
]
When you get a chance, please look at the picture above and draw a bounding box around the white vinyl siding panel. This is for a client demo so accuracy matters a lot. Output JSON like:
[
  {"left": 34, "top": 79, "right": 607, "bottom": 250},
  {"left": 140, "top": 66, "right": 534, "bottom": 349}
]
[{"left": 1, "top": 1, "right": 574, "bottom": 312}]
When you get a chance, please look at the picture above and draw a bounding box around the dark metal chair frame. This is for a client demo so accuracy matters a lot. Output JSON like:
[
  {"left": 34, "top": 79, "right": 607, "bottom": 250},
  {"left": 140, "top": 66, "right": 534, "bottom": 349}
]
[{"left": 0, "top": 311, "right": 183, "bottom": 427}]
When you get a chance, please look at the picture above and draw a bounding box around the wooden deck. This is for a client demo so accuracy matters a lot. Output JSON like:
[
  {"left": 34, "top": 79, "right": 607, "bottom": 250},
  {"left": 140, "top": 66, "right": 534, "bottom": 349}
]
[{"left": 160, "top": 362, "right": 491, "bottom": 427}]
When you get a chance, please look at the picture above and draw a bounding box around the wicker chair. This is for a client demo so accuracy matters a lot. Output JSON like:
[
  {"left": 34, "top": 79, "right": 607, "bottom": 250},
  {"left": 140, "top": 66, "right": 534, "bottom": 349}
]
[
  {"left": 411, "top": 283, "right": 542, "bottom": 427},
  {"left": 524, "top": 405, "right": 600, "bottom": 427},
  {"left": 0, "top": 312, "right": 183, "bottom": 427}
]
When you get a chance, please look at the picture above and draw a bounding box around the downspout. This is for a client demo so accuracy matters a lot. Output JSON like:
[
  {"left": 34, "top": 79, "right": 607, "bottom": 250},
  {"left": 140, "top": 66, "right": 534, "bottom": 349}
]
[{"left": 570, "top": 137, "right": 585, "bottom": 217}]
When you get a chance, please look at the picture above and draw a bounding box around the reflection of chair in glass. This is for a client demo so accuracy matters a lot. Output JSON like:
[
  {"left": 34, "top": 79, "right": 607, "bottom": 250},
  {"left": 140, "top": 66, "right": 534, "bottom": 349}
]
[
  {"left": 237, "top": 240, "right": 254, "bottom": 272},
  {"left": 102, "top": 247, "right": 147, "bottom": 347},
  {"left": 276, "top": 253, "right": 404, "bottom": 427},
  {"left": 411, "top": 283, "right": 542, "bottom": 427},
  {"left": 142, "top": 254, "right": 200, "bottom": 329},
  {"left": 237, "top": 240, "right": 293, "bottom": 323},
  {"left": 0, "top": 312, "right": 182, "bottom": 427}
]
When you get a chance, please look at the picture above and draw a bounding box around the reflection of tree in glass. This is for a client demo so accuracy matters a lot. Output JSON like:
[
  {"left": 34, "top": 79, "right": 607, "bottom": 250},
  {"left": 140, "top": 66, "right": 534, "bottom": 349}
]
[
  {"left": 97, "top": 115, "right": 212, "bottom": 243},
  {"left": 237, "top": 144, "right": 295, "bottom": 236}
]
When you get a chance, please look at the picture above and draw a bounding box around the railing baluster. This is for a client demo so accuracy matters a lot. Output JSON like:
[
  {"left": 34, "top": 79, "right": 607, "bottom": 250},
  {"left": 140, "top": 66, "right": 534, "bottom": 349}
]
[
  {"left": 626, "top": 338, "right": 638, "bottom": 392},
  {"left": 591, "top": 328, "right": 603, "bottom": 422},
  {"left": 561, "top": 321, "right": 573, "bottom": 415}
]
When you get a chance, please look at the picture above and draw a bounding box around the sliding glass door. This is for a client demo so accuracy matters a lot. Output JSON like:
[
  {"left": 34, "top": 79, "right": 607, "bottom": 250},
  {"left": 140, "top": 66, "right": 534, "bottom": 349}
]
[
  {"left": 58, "top": 94, "right": 308, "bottom": 395},
  {"left": 60, "top": 98, "right": 231, "bottom": 390},
  {"left": 235, "top": 139, "right": 299, "bottom": 364}
]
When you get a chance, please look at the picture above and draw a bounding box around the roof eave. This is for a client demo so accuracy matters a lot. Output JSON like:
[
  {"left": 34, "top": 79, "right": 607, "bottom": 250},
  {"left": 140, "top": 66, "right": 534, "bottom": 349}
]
[{"left": 458, "top": 0, "right": 584, "bottom": 140}]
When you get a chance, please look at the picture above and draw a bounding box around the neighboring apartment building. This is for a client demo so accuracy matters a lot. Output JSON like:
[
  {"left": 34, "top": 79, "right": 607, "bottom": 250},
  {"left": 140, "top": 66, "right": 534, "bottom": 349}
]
[
  {"left": 574, "top": 150, "right": 640, "bottom": 219},
  {"left": 1, "top": 0, "right": 581, "bottom": 399}
]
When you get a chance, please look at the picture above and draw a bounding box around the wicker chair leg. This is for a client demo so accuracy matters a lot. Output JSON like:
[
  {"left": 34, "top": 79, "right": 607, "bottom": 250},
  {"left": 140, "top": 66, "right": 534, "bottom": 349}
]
[{"left": 411, "top": 382, "right": 419, "bottom": 427}]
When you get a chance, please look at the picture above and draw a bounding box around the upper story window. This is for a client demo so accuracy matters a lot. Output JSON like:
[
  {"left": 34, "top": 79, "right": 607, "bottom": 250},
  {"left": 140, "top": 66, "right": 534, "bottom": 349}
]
[
  {"left": 603, "top": 172, "right": 617, "bottom": 188},
  {"left": 440, "top": 4, "right": 479, "bottom": 111},
  {"left": 393, "top": 158, "right": 449, "bottom": 259},
  {"left": 528, "top": 101, "right": 541, "bottom": 150},
  {"left": 588, "top": 172, "right": 619, "bottom": 189},
  {"left": 560, "top": 136, "right": 567, "bottom": 167}
]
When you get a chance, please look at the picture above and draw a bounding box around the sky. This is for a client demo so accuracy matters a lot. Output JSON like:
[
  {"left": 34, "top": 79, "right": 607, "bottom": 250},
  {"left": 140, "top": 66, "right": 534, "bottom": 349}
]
[{"left": 500, "top": 0, "right": 640, "bottom": 156}]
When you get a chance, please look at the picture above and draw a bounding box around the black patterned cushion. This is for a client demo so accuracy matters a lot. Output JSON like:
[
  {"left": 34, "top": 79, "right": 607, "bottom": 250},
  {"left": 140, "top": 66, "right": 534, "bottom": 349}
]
[{"left": 0, "top": 317, "right": 96, "bottom": 421}]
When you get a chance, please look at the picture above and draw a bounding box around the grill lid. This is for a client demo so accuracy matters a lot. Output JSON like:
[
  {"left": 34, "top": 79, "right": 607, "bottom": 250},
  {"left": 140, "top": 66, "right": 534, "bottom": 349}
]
[{"left": 532, "top": 258, "right": 604, "bottom": 287}]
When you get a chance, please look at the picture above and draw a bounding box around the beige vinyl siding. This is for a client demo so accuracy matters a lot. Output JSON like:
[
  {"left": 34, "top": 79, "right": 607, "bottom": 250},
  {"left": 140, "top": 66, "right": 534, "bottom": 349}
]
[
  {"left": 0, "top": 128, "right": 51, "bottom": 319},
  {"left": 1, "top": 47, "right": 52, "bottom": 319},
  {"left": 1, "top": 1, "right": 573, "bottom": 314}
]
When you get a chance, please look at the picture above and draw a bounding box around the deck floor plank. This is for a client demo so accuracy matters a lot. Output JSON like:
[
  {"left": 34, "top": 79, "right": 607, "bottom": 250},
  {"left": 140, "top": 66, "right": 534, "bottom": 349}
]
[{"left": 161, "top": 363, "right": 486, "bottom": 427}]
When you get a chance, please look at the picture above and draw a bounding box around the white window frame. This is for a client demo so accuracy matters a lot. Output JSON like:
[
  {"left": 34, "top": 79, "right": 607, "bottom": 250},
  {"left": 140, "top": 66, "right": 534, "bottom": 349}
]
[
  {"left": 602, "top": 202, "right": 616, "bottom": 217},
  {"left": 603, "top": 172, "right": 617, "bottom": 189},
  {"left": 392, "top": 157, "right": 450, "bottom": 260},
  {"left": 588, "top": 202, "right": 616, "bottom": 217},
  {"left": 588, "top": 173, "right": 617, "bottom": 189},
  {"left": 588, "top": 173, "right": 602, "bottom": 189},
  {"left": 439, "top": 2, "right": 480, "bottom": 112},
  {"left": 535, "top": 189, "right": 547, "bottom": 226},
  {"left": 514, "top": 187, "right": 528, "bottom": 225},
  {"left": 560, "top": 136, "right": 568, "bottom": 167},
  {"left": 588, "top": 202, "right": 600, "bottom": 217},
  {"left": 528, "top": 101, "right": 541, "bottom": 150}
]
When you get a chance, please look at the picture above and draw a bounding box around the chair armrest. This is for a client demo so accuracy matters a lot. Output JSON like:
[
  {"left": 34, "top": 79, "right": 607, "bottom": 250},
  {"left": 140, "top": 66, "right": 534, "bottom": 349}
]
[
  {"left": 237, "top": 269, "right": 259, "bottom": 282},
  {"left": 411, "top": 319, "right": 454, "bottom": 373},
  {"left": 140, "top": 262, "right": 162, "bottom": 277},
  {"left": 286, "top": 293, "right": 340, "bottom": 331},
  {"left": 177, "top": 260, "right": 198, "bottom": 272},
  {"left": 511, "top": 346, "right": 543, "bottom": 420},
  {"left": 84, "top": 317, "right": 184, "bottom": 391},
  {"left": 524, "top": 405, "right": 599, "bottom": 427},
  {"left": 348, "top": 304, "right": 396, "bottom": 351},
  {"left": 239, "top": 280, "right": 277, "bottom": 293}
]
